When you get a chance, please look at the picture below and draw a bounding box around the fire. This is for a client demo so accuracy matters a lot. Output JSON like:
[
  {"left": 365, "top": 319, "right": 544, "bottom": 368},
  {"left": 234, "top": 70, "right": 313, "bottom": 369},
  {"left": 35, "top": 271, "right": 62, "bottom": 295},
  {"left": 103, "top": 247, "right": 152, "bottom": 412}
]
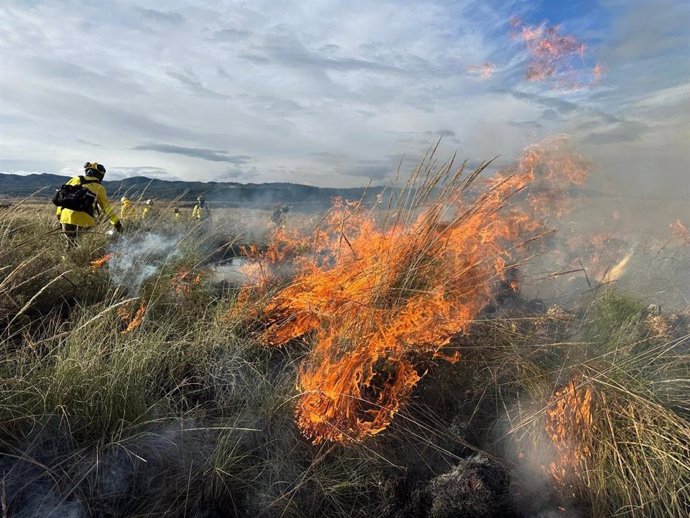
[
  {"left": 670, "top": 219, "right": 690, "bottom": 244},
  {"left": 545, "top": 377, "right": 594, "bottom": 484},
  {"left": 90, "top": 253, "right": 112, "bottom": 272},
  {"left": 601, "top": 249, "right": 634, "bottom": 284},
  {"left": 118, "top": 302, "right": 147, "bottom": 333},
  {"left": 173, "top": 269, "right": 203, "bottom": 295},
  {"left": 236, "top": 138, "right": 590, "bottom": 444},
  {"left": 262, "top": 184, "right": 530, "bottom": 443},
  {"left": 511, "top": 18, "right": 601, "bottom": 89},
  {"left": 564, "top": 232, "right": 629, "bottom": 282},
  {"left": 518, "top": 135, "right": 590, "bottom": 219},
  {"left": 591, "top": 62, "right": 605, "bottom": 85}
]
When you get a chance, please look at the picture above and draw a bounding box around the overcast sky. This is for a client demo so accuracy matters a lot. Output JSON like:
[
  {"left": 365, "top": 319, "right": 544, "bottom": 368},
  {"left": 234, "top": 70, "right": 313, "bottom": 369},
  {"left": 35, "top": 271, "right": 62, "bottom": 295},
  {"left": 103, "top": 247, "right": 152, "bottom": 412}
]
[{"left": 0, "top": 0, "right": 688, "bottom": 193}]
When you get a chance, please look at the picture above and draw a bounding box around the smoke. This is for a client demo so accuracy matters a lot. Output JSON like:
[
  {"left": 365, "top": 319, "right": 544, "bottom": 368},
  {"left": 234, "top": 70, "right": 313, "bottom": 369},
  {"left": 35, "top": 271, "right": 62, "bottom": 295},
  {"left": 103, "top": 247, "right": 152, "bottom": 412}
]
[
  {"left": 210, "top": 257, "right": 250, "bottom": 285},
  {"left": 0, "top": 419, "right": 220, "bottom": 518},
  {"left": 105, "top": 232, "right": 184, "bottom": 294},
  {"left": 494, "top": 403, "right": 585, "bottom": 518}
]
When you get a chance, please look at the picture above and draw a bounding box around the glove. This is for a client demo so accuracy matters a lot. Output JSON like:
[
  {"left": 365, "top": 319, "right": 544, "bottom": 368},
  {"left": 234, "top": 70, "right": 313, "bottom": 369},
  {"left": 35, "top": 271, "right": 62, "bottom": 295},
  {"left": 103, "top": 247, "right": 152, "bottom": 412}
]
[{"left": 114, "top": 221, "right": 123, "bottom": 233}]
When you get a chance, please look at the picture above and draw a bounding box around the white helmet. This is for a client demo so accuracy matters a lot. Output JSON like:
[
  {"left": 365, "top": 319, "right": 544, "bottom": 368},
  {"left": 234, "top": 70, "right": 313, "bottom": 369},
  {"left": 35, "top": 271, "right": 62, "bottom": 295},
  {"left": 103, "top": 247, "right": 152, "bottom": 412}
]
[{"left": 121, "top": 196, "right": 128, "bottom": 203}]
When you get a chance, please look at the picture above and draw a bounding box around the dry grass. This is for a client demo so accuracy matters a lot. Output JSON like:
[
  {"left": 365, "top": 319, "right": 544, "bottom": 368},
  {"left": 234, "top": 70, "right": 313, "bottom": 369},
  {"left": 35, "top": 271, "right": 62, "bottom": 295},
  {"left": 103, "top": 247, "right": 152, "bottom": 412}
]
[{"left": 0, "top": 183, "right": 688, "bottom": 517}]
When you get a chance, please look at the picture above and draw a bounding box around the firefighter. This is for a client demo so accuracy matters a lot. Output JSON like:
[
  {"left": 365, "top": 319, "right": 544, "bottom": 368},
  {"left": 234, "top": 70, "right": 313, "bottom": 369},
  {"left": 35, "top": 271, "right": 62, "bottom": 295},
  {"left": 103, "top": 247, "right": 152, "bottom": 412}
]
[
  {"left": 55, "top": 162, "right": 122, "bottom": 248},
  {"left": 192, "top": 195, "right": 209, "bottom": 221},
  {"left": 120, "top": 196, "right": 134, "bottom": 221},
  {"left": 271, "top": 205, "right": 289, "bottom": 227},
  {"left": 173, "top": 207, "right": 182, "bottom": 221},
  {"left": 142, "top": 199, "right": 153, "bottom": 220}
]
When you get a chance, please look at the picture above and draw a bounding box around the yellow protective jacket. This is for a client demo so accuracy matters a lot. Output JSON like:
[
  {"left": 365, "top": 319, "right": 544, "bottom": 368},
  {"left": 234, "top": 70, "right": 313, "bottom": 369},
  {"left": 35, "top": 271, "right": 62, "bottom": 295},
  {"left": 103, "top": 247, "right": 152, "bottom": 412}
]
[
  {"left": 120, "top": 200, "right": 134, "bottom": 221},
  {"left": 56, "top": 175, "right": 120, "bottom": 227}
]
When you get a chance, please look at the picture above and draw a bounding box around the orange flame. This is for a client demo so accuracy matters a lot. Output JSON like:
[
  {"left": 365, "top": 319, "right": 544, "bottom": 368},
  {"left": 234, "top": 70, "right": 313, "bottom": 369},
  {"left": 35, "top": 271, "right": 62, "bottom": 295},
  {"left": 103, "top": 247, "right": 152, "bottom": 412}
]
[
  {"left": 670, "top": 219, "right": 690, "bottom": 244},
  {"left": 511, "top": 18, "right": 601, "bottom": 89},
  {"left": 118, "top": 302, "right": 147, "bottom": 333},
  {"left": 90, "top": 253, "right": 112, "bottom": 272},
  {"left": 545, "top": 377, "right": 594, "bottom": 485},
  {"left": 237, "top": 138, "right": 590, "bottom": 444},
  {"left": 173, "top": 269, "right": 203, "bottom": 295}
]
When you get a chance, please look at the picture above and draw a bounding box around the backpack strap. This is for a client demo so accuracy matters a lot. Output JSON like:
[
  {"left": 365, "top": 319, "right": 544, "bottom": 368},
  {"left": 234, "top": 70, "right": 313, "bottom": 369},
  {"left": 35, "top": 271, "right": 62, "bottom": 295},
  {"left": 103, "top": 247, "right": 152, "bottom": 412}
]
[{"left": 79, "top": 175, "right": 100, "bottom": 185}]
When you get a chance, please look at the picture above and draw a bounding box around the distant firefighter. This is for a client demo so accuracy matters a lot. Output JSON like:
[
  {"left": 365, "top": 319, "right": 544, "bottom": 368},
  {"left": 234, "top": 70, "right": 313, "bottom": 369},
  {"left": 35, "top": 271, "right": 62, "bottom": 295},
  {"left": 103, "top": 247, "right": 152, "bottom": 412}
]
[
  {"left": 174, "top": 207, "right": 182, "bottom": 221},
  {"left": 120, "top": 196, "right": 134, "bottom": 221},
  {"left": 142, "top": 199, "right": 153, "bottom": 220},
  {"left": 53, "top": 162, "right": 122, "bottom": 248},
  {"left": 192, "top": 195, "right": 210, "bottom": 221},
  {"left": 271, "top": 205, "right": 289, "bottom": 226}
]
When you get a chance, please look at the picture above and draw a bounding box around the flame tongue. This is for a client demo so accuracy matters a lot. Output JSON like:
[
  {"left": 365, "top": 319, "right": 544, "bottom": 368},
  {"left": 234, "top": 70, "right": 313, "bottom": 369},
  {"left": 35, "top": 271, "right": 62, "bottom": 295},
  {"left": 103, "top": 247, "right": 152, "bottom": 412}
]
[
  {"left": 238, "top": 137, "right": 590, "bottom": 444},
  {"left": 255, "top": 177, "right": 533, "bottom": 443},
  {"left": 90, "top": 253, "right": 112, "bottom": 272}
]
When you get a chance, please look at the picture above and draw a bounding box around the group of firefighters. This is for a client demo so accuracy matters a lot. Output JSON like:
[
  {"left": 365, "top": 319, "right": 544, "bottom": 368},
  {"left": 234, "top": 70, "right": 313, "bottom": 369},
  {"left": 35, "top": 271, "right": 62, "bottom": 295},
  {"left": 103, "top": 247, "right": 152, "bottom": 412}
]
[
  {"left": 55, "top": 162, "right": 211, "bottom": 248},
  {"left": 118, "top": 197, "right": 207, "bottom": 223},
  {"left": 55, "top": 161, "right": 288, "bottom": 249}
]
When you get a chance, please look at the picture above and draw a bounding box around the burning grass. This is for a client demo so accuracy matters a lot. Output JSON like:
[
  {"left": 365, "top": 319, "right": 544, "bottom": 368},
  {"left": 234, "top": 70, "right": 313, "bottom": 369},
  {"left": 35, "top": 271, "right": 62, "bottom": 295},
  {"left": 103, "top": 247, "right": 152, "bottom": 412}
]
[
  {"left": 234, "top": 137, "right": 590, "bottom": 444},
  {"left": 503, "top": 291, "right": 690, "bottom": 517},
  {"left": 0, "top": 152, "right": 688, "bottom": 517}
]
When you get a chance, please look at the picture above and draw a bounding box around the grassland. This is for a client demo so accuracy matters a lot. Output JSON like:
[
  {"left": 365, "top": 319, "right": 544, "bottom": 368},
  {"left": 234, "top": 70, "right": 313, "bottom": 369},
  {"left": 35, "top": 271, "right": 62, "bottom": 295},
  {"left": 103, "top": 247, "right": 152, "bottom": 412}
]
[{"left": 0, "top": 197, "right": 688, "bottom": 517}]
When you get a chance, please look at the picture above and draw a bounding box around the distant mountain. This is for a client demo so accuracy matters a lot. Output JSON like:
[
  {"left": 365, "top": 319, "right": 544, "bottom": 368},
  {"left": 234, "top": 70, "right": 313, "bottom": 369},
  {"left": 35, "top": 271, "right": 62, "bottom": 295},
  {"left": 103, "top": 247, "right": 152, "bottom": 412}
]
[{"left": 0, "top": 173, "right": 381, "bottom": 209}]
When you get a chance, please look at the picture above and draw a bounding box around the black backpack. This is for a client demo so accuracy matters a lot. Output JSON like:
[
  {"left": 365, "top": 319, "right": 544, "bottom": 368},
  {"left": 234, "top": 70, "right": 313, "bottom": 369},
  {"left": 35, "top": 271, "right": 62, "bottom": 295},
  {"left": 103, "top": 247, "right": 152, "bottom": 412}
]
[{"left": 52, "top": 176, "right": 99, "bottom": 216}]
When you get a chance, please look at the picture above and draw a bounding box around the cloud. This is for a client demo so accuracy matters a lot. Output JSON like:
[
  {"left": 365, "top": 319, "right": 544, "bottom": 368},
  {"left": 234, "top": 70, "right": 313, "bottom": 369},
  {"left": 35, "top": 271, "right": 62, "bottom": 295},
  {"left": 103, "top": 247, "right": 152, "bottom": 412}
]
[
  {"left": 508, "top": 120, "right": 542, "bottom": 130},
  {"left": 506, "top": 90, "right": 579, "bottom": 114},
  {"left": 167, "top": 70, "right": 231, "bottom": 99},
  {"left": 580, "top": 120, "right": 649, "bottom": 145},
  {"left": 245, "top": 30, "right": 405, "bottom": 74},
  {"left": 133, "top": 144, "right": 252, "bottom": 164},
  {"left": 136, "top": 8, "right": 184, "bottom": 26},
  {"left": 211, "top": 27, "right": 251, "bottom": 42},
  {"left": 107, "top": 166, "right": 176, "bottom": 180},
  {"left": 0, "top": 0, "right": 686, "bottom": 194}
]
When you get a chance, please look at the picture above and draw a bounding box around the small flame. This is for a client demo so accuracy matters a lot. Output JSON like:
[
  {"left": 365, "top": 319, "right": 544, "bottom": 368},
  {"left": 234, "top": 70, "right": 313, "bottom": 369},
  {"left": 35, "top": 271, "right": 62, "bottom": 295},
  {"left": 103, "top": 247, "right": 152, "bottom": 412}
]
[
  {"left": 601, "top": 249, "right": 634, "bottom": 284},
  {"left": 467, "top": 62, "right": 496, "bottom": 80},
  {"left": 173, "top": 269, "right": 203, "bottom": 295},
  {"left": 90, "top": 253, "right": 112, "bottom": 272},
  {"left": 670, "top": 219, "right": 690, "bottom": 244},
  {"left": 511, "top": 18, "right": 601, "bottom": 89},
  {"left": 545, "top": 377, "right": 594, "bottom": 485},
  {"left": 591, "top": 62, "right": 605, "bottom": 85},
  {"left": 118, "top": 302, "right": 147, "bottom": 333}
]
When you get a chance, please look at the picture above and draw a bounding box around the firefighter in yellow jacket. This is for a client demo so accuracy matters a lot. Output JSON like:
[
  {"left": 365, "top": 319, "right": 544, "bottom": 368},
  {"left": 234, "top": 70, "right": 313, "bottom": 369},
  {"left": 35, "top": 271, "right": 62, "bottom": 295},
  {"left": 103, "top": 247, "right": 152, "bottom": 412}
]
[
  {"left": 192, "top": 195, "right": 209, "bottom": 221},
  {"left": 141, "top": 199, "right": 153, "bottom": 220},
  {"left": 55, "top": 162, "right": 122, "bottom": 247},
  {"left": 120, "top": 196, "right": 134, "bottom": 221}
]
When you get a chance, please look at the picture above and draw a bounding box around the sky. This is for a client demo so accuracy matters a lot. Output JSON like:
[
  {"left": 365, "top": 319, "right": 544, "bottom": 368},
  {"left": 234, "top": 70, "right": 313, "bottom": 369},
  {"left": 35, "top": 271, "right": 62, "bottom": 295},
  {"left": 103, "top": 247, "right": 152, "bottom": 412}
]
[{"left": 0, "top": 0, "right": 688, "bottom": 194}]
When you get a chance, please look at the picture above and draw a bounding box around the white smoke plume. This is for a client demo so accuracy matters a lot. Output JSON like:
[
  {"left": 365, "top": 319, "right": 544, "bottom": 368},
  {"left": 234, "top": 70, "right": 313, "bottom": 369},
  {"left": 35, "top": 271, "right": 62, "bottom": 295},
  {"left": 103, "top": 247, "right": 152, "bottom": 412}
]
[{"left": 105, "top": 232, "right": 184, "bottom": 294}]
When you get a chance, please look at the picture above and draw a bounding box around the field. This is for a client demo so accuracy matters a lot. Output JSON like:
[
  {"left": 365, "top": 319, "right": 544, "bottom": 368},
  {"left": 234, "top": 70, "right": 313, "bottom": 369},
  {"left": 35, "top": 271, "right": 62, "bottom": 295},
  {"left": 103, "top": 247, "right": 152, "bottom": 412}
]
[{"left": 1, "top": 161, "right": 689, "bottom": 517}]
